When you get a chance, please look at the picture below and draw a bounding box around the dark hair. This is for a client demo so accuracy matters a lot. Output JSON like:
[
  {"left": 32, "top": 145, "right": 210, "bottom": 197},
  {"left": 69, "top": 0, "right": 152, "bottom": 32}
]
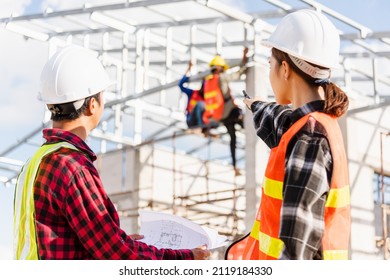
[
  {"left": 50, "top": 92, "right": 101, "bottom": 121},
  {"left": 272, "top": 48, "right": 349, "bottom": 117}
]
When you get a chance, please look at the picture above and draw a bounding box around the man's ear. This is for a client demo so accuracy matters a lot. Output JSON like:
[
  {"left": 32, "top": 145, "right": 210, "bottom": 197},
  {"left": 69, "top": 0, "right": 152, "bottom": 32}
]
[{"left": 86, "top": 97, "right": 96, "bottom": 116}]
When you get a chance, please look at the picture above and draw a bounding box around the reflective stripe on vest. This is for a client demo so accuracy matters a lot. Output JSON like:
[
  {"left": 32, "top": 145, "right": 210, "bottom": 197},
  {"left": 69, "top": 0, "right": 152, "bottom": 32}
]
[
  {"left": 226, "top": 112, "right": 351, "bottom": 260},
  {"left": 13, "top": 142, "right": 78, "bottom": 260},
  {"left": 186, "top": 90, "right": 203, "bottom": 114},
  {"left": 202, "top": 74, "right": 224, "bottom": 124}
]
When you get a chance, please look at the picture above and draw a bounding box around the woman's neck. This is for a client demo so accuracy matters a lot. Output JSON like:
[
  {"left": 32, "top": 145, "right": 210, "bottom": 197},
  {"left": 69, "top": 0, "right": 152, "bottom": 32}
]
[{"left": 290, "top": 79, "right": 323, "bottom": 109}]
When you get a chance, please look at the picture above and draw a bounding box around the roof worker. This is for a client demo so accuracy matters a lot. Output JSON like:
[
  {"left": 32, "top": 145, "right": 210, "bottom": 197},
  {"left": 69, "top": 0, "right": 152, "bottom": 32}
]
[
  {"left": 225, "top": 9, "right": 350, "bottom": 260},
  {"left": 13, "top": 46, "right": 210, "bottom": 260},
  {"left": 178, "top": 61, "right": 206, "bottom": 132},
  {"left": 202, "top": 47, "right": 249, "bottom": 176}
]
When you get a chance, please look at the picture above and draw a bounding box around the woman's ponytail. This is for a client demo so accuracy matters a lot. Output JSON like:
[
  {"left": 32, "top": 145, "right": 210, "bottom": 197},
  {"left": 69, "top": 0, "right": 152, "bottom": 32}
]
[{"left": 322, "top": 83, "right": 349, "bottom": 117}]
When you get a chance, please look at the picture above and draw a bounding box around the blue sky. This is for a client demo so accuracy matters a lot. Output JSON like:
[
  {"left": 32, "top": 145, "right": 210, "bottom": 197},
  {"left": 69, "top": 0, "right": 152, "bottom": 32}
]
[
  {"left": 322, "top": 0, "right": 390, "bottom": 34},
  {"left": 1, "top": 0, "right": 390, "bottom": 260}
]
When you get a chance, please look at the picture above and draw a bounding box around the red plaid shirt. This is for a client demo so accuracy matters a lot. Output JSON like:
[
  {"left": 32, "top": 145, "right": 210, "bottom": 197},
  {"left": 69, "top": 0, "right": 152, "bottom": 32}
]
[{"left": 32, "top": 128, "right": 193, "bottom": 260}]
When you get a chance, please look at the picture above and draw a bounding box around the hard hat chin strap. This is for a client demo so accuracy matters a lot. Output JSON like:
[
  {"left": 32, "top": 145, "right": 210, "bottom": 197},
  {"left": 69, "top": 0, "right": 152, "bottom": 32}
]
[
  {"left": 47, "top": 98, "right": 85, "bottom": 116},
  {"left": 288, "top": 54, "right": 331, "bottom": 80}
]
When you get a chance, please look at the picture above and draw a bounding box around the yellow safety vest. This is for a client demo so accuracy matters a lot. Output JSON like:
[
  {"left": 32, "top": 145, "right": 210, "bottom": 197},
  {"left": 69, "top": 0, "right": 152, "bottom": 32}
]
[{"left": 13, "top": 142, "right": 78, "bottom": 260}]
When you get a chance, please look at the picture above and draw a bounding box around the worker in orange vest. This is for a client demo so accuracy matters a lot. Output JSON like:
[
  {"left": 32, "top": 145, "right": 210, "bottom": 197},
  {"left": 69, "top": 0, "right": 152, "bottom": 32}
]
[
  {"left": 178, "top": 61, "right": 206, "bottom": 130},
  {"left": 226, "top": 9, "right": 351, "bottom": 260},
  {"left": 202, "top": 47, "right": 248, "bottom": 176}
]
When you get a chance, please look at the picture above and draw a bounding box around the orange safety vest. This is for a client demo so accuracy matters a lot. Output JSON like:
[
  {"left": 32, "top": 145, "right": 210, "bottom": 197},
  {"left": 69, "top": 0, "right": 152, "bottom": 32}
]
[
  {"left": 202, "top": 74, "right": 224, "bottom": 124},
  {"left": 186, "top": 90, "right": 203, "bottom": 115},
  {"left": 226, "top": 112, "right": 351, "bottom": 260}
]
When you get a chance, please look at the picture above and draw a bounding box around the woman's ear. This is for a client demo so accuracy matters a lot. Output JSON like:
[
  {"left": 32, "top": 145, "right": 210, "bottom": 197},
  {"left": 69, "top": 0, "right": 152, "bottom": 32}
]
[{"left": 281, "top": 60, "right": 291, "bottom": 80}]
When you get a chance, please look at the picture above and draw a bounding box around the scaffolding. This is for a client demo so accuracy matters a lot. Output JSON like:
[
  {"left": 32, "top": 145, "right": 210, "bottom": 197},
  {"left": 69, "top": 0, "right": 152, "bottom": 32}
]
[
  {"left": 1, "top": 0, "right": 390, "bottom": 259},
  {"left": 378, "top": 131, "right": 390, "bottom": 259},
  {"left": 95, "top": 128, "right": 247, "bottom": 241}
]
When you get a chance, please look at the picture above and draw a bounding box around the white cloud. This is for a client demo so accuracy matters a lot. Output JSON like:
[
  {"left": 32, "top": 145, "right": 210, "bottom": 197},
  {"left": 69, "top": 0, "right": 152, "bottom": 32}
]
[
  {"left": 41, "top": 0, "right": 123, "bottom": 10},
  {"left": 0, "top": 244, "right": 12, "bottom": 260},
  {"left": 0, "top": 0, "right": 31, "bottom": 17},
  {"left": 0, "top": 186, "right": 14, "bottom": 260},
  {"left": 0, "top": 32, "right": 47, "bottom": 113},
  {"left": 0, "top": 23, "right": 48, "bottom": 157}
]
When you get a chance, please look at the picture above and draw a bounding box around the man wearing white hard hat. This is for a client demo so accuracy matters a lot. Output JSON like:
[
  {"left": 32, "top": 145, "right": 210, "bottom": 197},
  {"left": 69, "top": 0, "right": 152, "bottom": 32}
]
[
  {"left": 13, "top": 46, "right": 210, "bottom": 260},
  {"left": 226, "top": 9, "right": 350, "bottom": 260}
]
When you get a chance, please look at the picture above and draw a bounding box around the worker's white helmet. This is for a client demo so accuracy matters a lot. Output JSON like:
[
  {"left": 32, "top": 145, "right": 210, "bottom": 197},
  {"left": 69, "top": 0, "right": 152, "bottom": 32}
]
[
  {"left": 39, "top": 46, "right": 113, "bottom": 104},
  {"left": 262, "top": 9, "right": 340, "bottom": 69}
]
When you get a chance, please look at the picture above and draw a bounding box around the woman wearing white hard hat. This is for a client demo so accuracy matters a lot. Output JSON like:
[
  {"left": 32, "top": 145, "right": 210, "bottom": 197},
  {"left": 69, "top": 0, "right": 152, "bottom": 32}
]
[
  {"left": 13, "top": 46, "right": 210, "bottom": 260},
  {"left": 226, "top": 9, "right": 350, "bottom": 260}
]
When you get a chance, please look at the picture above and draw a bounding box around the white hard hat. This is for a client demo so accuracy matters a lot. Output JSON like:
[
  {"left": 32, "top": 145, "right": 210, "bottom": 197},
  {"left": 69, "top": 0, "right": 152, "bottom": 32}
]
[
  {"left": 39, "top": 46, "right": 113, "bottom": 104},
  {"left": 262, "top": 9, "right": 340, "bottom": 69}
]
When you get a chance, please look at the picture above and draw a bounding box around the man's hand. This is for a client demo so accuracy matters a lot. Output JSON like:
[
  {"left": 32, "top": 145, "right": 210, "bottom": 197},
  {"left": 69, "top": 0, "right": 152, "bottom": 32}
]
[
  {"left": 191, "top": 245, "right": 211, "bottom": 260},
  {"left": 185, "top": 61, "right": 193, "bottom": 74},
  {"left": 243, "top": 47, "right": 249, "bottom": 56},
  {"left": 242, "top": 47, "right": 249, "bottom": 64}
]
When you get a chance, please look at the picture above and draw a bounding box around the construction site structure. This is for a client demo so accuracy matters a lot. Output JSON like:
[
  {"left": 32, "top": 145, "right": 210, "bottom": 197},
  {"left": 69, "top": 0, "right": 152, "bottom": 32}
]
[{"left": 1, "top": 0, "right": 390, "bottom": 259}]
